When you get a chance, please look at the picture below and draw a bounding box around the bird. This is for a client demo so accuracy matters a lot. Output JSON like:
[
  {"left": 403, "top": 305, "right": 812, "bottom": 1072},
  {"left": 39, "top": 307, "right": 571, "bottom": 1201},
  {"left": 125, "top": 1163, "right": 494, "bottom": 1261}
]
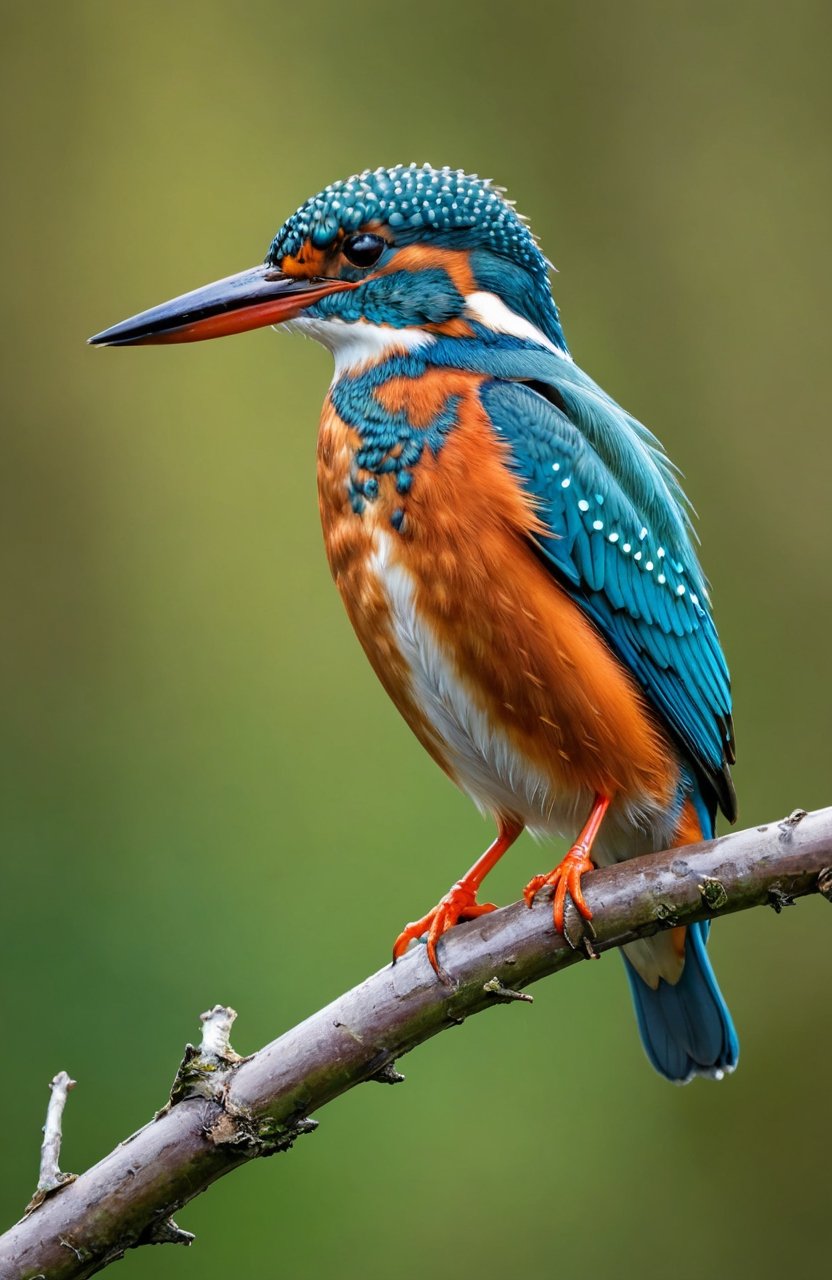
[{"left": 90, "top": 162, "right": 739, "bottom": 1083}]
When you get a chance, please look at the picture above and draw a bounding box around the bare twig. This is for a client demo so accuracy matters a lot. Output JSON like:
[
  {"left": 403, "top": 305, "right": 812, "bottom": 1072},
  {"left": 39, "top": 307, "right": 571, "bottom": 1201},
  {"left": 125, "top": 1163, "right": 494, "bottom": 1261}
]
[
  {"left": 1, "top": 806, "right": 830, "bottom": 1280},
  {"left": 38, "top": 1072, "right": 76, "bottom": 1194},
  {"left": 159, "top": 1005, "right": 244, "bottom": 1115},
  {"left": 198, "top": 1005, "right": 241, "bottom": 1063},
  {"left": 24, "top": 1072, "right": 77, "bottom": 1216}
]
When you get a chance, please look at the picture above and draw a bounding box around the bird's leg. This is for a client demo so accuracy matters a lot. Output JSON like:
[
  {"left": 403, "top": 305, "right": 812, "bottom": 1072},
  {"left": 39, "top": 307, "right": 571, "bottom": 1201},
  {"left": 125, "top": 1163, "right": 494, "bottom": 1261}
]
[
  {"left": 524, "top": 794, "right": 611, "bottom": 933},
  {"left": 392, "top": 819, "right": 523, "bottom": 975}
]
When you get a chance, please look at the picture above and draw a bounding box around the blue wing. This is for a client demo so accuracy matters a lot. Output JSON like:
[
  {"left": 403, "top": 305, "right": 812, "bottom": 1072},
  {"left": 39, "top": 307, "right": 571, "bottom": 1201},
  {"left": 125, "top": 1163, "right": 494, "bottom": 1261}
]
[{"left": 480, "top": 370, "right": 736, "bottom": 819}]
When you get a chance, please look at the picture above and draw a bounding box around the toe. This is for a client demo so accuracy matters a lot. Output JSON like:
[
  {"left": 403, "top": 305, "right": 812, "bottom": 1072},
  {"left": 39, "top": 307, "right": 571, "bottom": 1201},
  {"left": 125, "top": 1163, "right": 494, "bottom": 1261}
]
[
  {"left": 570, "top": 871, "right": 593, "bottom": 921},
  {"left": 426, "top": 909, "right": 451, "bottom": 974},
  {"left": 392, "top": 929, "right": 413, "bottom": 962},
  {"left": 523, "top": 874, "right": 548, "bottom": 907},
  {"left": 461, "top": 900, "right": 497, "bottom": 919},
  {"left": 392, "top": 884, "right": 502, "bottom": 975},
  {"left": 392, "top": 911, "right": 433, "bottom": 960},
  {"left": 552, "top": 877, "right": 568, "bottom": 933}
]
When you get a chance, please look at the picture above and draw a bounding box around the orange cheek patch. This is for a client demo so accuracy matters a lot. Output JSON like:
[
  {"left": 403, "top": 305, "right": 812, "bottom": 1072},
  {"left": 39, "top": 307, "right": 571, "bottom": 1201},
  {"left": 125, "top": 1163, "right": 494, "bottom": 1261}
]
[
  {"left": 378, "top": 245, "right": 476, "bottom": 297},
  {"left": 280, "top": 234, "right": 476, "bottom": 331}
]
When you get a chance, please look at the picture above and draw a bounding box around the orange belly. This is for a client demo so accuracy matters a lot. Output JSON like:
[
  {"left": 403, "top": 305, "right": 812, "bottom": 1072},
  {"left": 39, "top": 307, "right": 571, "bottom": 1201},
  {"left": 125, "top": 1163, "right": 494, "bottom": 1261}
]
[{"left": 317, "top": 369, "right": 678, "bottom": 840}]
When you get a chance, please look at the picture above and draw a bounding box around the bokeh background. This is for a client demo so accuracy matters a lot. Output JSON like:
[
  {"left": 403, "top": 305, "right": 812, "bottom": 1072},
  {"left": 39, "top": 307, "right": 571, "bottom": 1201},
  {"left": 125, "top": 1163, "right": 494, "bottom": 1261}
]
[{"left": 2, "top": 1, "right": 830, "bottom": 1276}]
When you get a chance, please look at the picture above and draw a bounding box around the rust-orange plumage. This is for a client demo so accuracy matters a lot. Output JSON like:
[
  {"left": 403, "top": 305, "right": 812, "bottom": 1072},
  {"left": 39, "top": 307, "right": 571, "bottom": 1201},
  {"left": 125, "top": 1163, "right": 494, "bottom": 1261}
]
[{"left": 90, "top": 163, "right": 739, "bottom": 1083}]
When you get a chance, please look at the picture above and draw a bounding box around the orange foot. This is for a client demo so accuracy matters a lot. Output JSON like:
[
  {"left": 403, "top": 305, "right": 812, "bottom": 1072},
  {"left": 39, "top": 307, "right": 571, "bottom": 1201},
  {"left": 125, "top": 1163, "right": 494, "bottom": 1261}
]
[
  {"left": 524, "top": 794, "right": 610, "bottom": 934},
  {"left": 524, "top": 846, "right": 595, "bottom": 934},
  {"left": 392, "top": 882, "right": 498, "bottom": 975}
]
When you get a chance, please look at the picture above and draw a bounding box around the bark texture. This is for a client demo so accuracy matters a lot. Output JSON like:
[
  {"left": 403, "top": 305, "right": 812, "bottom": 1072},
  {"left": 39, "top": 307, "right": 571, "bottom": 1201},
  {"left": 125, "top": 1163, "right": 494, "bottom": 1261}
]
[{"left": 2, "top": 806, "right": 829, "bottom": 1280}]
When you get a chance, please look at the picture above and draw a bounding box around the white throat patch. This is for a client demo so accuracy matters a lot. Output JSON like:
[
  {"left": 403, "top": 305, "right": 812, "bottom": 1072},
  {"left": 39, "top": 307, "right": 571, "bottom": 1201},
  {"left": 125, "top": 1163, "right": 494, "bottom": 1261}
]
[{"left": 282, "top": 315, "right": 435, "bottom": 375}]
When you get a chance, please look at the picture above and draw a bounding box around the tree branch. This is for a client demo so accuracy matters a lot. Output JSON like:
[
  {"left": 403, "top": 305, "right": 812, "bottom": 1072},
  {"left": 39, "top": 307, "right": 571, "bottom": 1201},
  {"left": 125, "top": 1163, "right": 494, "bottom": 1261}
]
[{"left": 2, "top": 806, "right": 830, "bottom": 1280}]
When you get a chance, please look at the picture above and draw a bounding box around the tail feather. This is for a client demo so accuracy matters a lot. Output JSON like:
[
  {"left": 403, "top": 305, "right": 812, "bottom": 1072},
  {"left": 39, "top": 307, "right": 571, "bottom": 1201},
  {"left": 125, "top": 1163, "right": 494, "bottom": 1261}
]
[
  {"left": 624, "top": 783, "right": 739, "bottom": 1083},
  {"left": 624, "top": 921, "right": 739, "bottom": 1083}
]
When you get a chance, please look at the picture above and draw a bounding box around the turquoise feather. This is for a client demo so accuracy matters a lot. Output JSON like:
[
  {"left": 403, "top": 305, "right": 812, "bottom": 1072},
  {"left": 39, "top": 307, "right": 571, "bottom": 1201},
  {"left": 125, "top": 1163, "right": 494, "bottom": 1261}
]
[{"left": 479, "top": 375, "right": 736, "bottom": 820}]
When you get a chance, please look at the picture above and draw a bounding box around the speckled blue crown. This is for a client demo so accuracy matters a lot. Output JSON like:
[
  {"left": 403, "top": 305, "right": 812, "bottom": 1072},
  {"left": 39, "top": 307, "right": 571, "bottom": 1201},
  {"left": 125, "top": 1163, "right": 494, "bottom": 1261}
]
[{"left": 266, "top": 163, "right": 548, "bottom": 275}]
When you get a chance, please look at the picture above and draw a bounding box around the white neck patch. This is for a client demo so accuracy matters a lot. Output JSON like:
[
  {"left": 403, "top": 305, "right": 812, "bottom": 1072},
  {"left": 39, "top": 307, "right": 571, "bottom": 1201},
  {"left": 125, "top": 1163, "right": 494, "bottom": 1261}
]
[
  {"left": 282, "top": 315, "right": 435, "bottom": 375},
  {"left": 464, "top": 291, "right": 571, "bottom": 359}
]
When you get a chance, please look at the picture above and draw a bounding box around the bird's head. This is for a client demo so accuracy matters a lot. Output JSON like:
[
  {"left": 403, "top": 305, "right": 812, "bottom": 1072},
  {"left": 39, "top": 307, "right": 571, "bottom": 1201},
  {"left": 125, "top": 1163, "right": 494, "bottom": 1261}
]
[{"left": 89, "top": 164, "right": 567, "bottom": 359}]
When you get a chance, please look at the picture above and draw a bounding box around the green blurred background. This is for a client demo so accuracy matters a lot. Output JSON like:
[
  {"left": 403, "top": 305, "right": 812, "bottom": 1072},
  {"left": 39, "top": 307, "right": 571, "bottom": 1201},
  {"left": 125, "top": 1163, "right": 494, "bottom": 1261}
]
[{"left": 2, "top": 1, "right": 830, "bottom": 1276}]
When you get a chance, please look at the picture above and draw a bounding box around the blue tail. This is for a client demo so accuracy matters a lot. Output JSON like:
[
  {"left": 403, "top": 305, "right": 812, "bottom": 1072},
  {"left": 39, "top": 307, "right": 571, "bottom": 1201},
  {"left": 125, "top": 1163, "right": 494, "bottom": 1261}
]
[
  {"left": 624, "top": 922, "right": 739, "bottom": 1083},
  {"left": 624, "top": 783, "right": 739, "bottom": 1083}
]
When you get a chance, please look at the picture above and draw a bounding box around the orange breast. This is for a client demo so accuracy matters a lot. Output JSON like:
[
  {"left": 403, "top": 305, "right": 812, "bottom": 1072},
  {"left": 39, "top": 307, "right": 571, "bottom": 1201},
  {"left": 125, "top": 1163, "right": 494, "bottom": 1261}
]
[
  {"left": 317, "top": 369, "right": 677, "bottom": 829},
  {"left": 316, "top": 392, "right": 456, "bottom": 780}
]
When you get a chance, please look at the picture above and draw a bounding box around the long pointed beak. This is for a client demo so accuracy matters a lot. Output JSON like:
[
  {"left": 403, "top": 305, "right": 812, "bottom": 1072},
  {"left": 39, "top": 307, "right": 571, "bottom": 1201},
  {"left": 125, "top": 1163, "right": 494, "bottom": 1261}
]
[{"left": 88, "top": 264, "right": 356, "bottom": 347}]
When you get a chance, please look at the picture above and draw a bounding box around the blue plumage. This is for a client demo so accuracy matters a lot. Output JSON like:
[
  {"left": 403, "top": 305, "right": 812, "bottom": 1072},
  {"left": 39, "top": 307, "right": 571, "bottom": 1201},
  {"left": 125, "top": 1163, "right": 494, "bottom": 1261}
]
[
  {"left": 267, "top": 163, "right": 549, "bottom": 276},
  {"left": 325, "top": 323, "right": 736, "bottom": 816},
  {"left": 463, "top": 340, "right": 737, "bottom": 1079},
  {"left": 91, "top": 162, "right": 741, "bottom": 1082},
  {"left": 624, "top": 923, "right": 739, "bottom": 1082},
  {"left": 624, "top": 783, "right": 739, "bottom": 1082},
  {"left": 340, "top": 319, "right": 739, "bottom": 1081},
  {"left": 478, "top": 371, "right": 736, "bottom": 819}
]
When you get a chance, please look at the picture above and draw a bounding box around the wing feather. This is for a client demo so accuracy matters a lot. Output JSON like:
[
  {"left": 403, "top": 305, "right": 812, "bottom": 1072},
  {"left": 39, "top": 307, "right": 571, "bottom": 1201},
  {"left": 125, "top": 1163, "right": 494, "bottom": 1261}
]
[{"left": 481, "top": 375, "right": 736, "bottom": 818}]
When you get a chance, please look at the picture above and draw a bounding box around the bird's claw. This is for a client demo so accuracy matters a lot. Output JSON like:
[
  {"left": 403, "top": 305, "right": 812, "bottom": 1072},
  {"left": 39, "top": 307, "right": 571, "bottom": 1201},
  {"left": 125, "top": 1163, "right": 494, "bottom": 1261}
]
[
  {"left": 524, "top": 844, "right": 595, "bottom": 935},
  {"left": 392, "top": 882, "right": 498, "bottom": 976}
]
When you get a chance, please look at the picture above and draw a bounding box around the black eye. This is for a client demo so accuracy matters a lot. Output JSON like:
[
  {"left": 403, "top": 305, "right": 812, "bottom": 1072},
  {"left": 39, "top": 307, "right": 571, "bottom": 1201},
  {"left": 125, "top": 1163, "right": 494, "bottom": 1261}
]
[{"left": 343, "top": 232, "right": 386, "bottom": 268}]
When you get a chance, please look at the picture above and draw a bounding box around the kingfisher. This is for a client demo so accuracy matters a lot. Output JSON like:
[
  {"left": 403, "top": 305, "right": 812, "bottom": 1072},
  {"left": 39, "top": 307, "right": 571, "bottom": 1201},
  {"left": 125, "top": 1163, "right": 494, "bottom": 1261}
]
[{"left": 90, "top": 163, "right": 739, "bottom": 1083}]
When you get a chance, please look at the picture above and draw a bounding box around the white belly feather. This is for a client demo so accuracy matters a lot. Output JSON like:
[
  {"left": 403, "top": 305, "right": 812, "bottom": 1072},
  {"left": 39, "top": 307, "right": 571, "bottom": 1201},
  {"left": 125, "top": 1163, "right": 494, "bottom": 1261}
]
[
  {"left": 370, "top": 533, "right": 575, "bottom": 835},
  {"left": 369, "top": 531, "right": 678, "bottom": 857}
]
